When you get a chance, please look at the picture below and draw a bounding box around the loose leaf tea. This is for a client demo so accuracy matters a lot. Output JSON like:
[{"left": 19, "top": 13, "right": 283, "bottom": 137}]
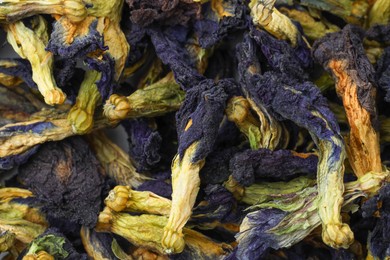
[{"left": 0, "top": 0, "right": 390, "bottom": 259}]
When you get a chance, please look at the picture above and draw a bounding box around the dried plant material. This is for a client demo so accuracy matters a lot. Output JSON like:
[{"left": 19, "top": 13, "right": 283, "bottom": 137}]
[
  {"left": 249, "top": 0, "right": 302, "bottom": 46},
  {"left": 0, "top": 0, "right": 87, "bottom": 23},
  {"left": 297, "top": 0, "right": 369, "bottom": 25},
  {"left": 0, "top": 188, "right": 48, "bottom": 244},
  {"left": 279, "top": 7, "right": 340, "bottom": 40},
  {"left": 238, "top": 33, "right": 353, "bottom": 249},
  {"left": 0, "top": 230, "right": 16, "bottom": 252},
  {"left": 105, "top": 185, "right": 171, "bottom": 215},
  {"left": 4, "top": 16, "right": 66, "bottom": 105},
  {"left": 0, "top": 84, "right": 184, "bottom": 158},
  {"left": 23, "top": 250, "right": 54, "bottom": 260},
  {"left": 232, "top": 170, "right": 390, "bottom": 259},
  {"left": 18, "top": 137, "right": 105, "bottom": 228},
  {"left": 162, "top": 79, "right": 233, "bottom": 253},
  {"left": 229, "top": 149, "right": 317, "bottom": 187},
  {"left": 86, "top": 131, "right": 150, "bottom": 188},
  {"left": 368, "top": 0, "right": 390, "bottom": 27},
  {"left": 0, "top": 0, "right": 390, "bottom": 258},
  {"left": 361, "top": 182, "right": 390, "bottom": 259},
  {"left": 126, "top": 0, "right": 200, "bottom": 27},
  {"left": 21, "top": 228, "right": 88, "bottom": 259},
  {"left": 96, "top": 207, "right": 231, "bottom": 258},
  {"left": 122, "top": 118, "right": 162, "bottom": 172},
  {"left": 313, "top": 25, "right": 382, "bottom": 177},
  {"left": 226, "top": 96, "right": 268, "bottom": 150},
  {"left": 103, "top": 73, "right": 185, "bottom": 122},
  {"left": 80, "top": 226, "right": 118, "bottom": 260},
  {"left": 67, "top": 70, "right": 102, "bottom": 134}
]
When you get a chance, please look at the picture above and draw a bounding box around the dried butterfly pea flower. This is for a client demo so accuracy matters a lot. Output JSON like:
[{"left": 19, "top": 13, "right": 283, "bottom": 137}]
[
  {"left": 0, "top": 0, "right": 87, "bottom": 23},
  {"left": 376, "top": 47, "right": 390, "bottom": 102},
  {"left": 4, "top": 16, "right": 66, "bottom": 105},
  {"left": 0, "top": 87, "right": 46, "bottom": 170},
  {"left": 239, "top": 176, "right": 315, "bottom": 205},
  {"left": 228, "top": 171, "right": 389, "bottom": 259},
  {"left": 80, "top": 227, "right": 118, "bottom": 260},
  {"left": 21, "top": 228, "right": 88, "bottom": 260},
  {"left": 0, "top": 84, "right": 183, "bottom": 159},
  {"left": 367, "top": 0, "right": 390, "bottom": 27},
  {"left": 0, "top": 85, "right": 36, "bottom": 122},
  {"left": 235, "top": 36, "right": 283, "bottom": 150},
  {"left": 123, "top": 23, "right": 148, "bottom": 68},
  {"left": 227, "top": 208, "right": 287, "bottom": 259},
  {"left": 0, "top": 188, "right": 48, "bottom": 244},
  {"left": 64, "top": 51, "right": 116, "bottom": 134},
  {"left": 184, "top": 36, "right": 215, "bottom": 76},
  {"left": 0, "top": 120, "right": 56, "bottom": 170},
  {"left": 17, "top": 0, "right": 129, "bottom": 77},
  {"left": 85, "top": 55, "right": 116, "bottom": 101},
  {"left": 23, "top": 250, "right": 54, "bottom": 260},
  {"left": 238, "top": 34, "right": 353, "bottom": 248},
  {"left": 0, "top": 230, "right": 15, "bottom": 252},
  {"left": 96, "top": 207, "right": 231, "bottom": 258},
  {"left": 135, "top": 59, "right": 165, "bottom": 89},
  {"left": 0, "top": 59, "right": 37, "bottom": 93},
  {"left": 225, "top": 96, "right": 263, "bottom": 150},
  {"left": 105, "top": 185, "right": 239, "bottom": 237},
  {"left": 365, "top": 24, "right": 390, "bottom": 44},
  {"left": 105, "top": 185, "right": 172, "bottom": 216},
  {"left": 86, "top": 131, "right": 150, "bottom": 188},
  {"left": 137, "top": 179, "right": 173, "bottom": 199},
  {"left": 380, "top": 116, "right": 390, "bottom": 143},
  {"left": 279, "top": 6, "right": 340, "bottom": 41},
  {"left": 147, "top": 28, "right": 204, "bottom": 90},
  {"left": 313, "top": 25, "right": 382, "bottom": 178},
  {"left": 295, "top": 0, "right": 369, "bottom": 25},
  {"left": 161, "top": 80, "right": 233, "bottom": 253},
  {"left": 229, "top": 149, "right": 318, "bottom": 187},
  {"left": 122, "top": 118, "right": 162, "bottom": 172},
  {"left": 68, "top": 49, "right": 116, "bottom": 134},
  {"left": 104, "top": 73, "right": 185, "bottom": 122},
  {"left": 0, "top": 146, "right": 40, "bottom": 170},
  {"left": 67, "top": 54, "right": 116, "bottom": 134},
  {"left": 89, "top": 12, "right": 129, "bottom": 82},
  {"left": 249, "top": 25, "right": 312, "bottom": 80},
  {"left": 194, "top": 0, "right": 247, "bottom": 48},
  {"left": 360, "top": 182, "right": 390, "bottom": 259},
  {"left": 46, "top": 18, "right": 107, "bottom": 60},
  {"left": 104, "top": 184, "right": 238, "bottom": 235},
  {"left": 248, "top": 0, "right": 304, "bottom": 46},
  {"left": 225, "top": 96, "right": 296, "bottom": 151},
  {"left": 129, "top": 247, "right": 168, "bottom": 260},
  {"left": 0, "top": 115, "right": 74, "bottom": 159},
  {"left": 66, "top": 69, "right": 104, "bottom": 134},
  {"left": 23, "top": 235, "right": 67, "bottom": 259},
  {"left": 126, "top": 0, "right": 200, "bottom": 27},
  {"left": 190, "top": 184, "right": 239, "bottom": 226},
  {"left": 53, "top": 60, "right": 82, "bottom": 103},
  {"left": 50, "top": 0, "right": 131, "bottom": 79},
  {"left": 200, "top": 146, "right": 241, "bottom": 185},
  {"left": 45, "top": 0, "right": 128, "bottom": 133},
  {"left": 275, "top": 236, "right": 360, "bottom": 259},
  {"left": 18, "top": 136, "right": 105, "bottom": 228}
]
